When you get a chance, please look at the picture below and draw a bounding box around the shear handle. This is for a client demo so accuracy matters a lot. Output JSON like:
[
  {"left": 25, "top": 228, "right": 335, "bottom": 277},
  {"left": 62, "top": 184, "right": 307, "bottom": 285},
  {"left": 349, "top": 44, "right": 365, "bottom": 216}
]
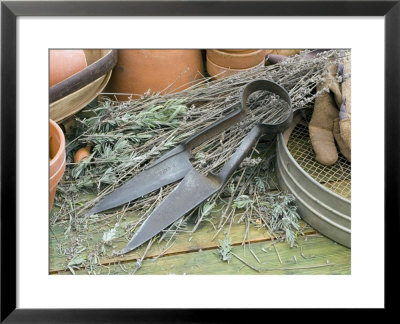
[
  {"left": 184, "top": 105, "right": 245, "bottom": 150},
  {"left": 217, "top": 79, "right": 293, "bottom": 183},
  {"left": 184, "top": 79, "right": 290, "bottom": 150},
  {"left": 217, "top": 125, "right": 264, "bottom": 183},
  {"left": 149, "top": 79, "right": 290, "bottom": 169}
]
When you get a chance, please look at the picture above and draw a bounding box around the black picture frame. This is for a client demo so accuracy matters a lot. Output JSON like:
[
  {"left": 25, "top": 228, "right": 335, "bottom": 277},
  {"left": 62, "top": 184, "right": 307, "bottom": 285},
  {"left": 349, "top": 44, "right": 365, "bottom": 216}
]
[{"left": 1, "top": 0, "right": 397, "bottom": 321}]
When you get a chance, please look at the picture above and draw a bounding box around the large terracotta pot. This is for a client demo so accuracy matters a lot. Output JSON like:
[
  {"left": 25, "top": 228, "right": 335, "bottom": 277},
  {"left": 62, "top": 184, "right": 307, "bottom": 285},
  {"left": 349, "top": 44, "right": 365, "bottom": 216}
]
[
  {"left": 105, "top": 50, "right": 204, "bottom": 100},
  {"left": 49, "top": 119, "right": 66, "bottom": 212},
  {"left": 49, "top": 50, "right": 87, "bottom": 87},
  {"left": 206, "top": 55, "right": 265, "bottom": 80},
  {"left": 207, "top": 49, "right": 267, "bottom": 69}
]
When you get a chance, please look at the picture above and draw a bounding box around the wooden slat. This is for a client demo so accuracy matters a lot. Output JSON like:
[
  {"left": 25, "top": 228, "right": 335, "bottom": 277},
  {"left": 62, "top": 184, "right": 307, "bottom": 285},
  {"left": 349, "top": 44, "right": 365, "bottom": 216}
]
[
  {"left": 56, "top": 235, "right": 350, "bottom": 275},
  {"left": 49, "top": 136, "right": 349, "bottom": 275},
  {"left": 49, "top": 204, "right": 315, "bottom": 273}
]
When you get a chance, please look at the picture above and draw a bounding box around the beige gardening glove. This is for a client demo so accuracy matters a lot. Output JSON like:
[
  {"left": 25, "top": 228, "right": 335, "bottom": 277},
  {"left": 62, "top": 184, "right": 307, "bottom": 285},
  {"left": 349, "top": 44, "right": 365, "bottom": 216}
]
[{"left": 309, "top": 62, "right": 351, "bottom": 165}]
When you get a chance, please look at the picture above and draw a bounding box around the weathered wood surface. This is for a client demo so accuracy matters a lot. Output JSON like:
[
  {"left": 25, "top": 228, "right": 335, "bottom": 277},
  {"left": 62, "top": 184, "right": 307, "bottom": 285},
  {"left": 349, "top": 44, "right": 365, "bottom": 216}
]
[
  {"left": 50, "top": 134, "right": 351, "bottom": 275},
  {"left": 56, "top": 235, "right": 350, "bottom": 275},
  {"left": 49, "top": 204, "right": 315, "bottom": 274}
]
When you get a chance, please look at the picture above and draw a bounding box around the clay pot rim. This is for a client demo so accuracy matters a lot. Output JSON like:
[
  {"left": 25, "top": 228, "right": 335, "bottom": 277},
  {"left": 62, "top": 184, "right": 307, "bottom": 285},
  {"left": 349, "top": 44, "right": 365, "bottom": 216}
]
[
  {"left": 207, "top": 49, "right": 267, "bottom": 69},
  {"left": 206, "top": 55, "right": 265, "bottom": 72},
  {"left": 49, "top": 119, "right": 66, "bottom": 212},
  {"left": 209, "top": 49, "right": 266, "bottom": 59},
  {"left": 49, "top": 49, "right": 117, "bottom": 103},
  {"left": 50, "top": 70, "right": 112, "bottom": 123},
  {"left": 50, "top": 119, "right": 66, "bottom": 172},
  {"left": 50, "top": 162, "right": 66, "bottom": 188}
]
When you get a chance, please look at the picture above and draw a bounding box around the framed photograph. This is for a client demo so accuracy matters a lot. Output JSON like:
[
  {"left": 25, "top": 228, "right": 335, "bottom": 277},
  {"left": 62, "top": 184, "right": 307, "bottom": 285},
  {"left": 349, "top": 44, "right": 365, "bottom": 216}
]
[{"left": 1, "top": 0, "right": 397, "bottom": 321}]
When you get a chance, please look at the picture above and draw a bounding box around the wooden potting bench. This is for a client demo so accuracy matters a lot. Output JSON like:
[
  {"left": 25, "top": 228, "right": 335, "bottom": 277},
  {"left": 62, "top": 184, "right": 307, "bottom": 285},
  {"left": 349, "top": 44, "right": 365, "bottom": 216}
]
[{"left": 49, "top": 141, "right": 351, "bottom": 276}]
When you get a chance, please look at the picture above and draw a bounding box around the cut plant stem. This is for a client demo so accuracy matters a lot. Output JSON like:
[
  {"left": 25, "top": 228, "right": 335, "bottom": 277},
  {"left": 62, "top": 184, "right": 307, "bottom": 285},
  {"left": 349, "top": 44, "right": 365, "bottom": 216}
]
[
  {"left": 231, "top": 252, "right": 260, "bottom": 273},
  {"left": 273, "top": 243, "right": 283, "bottom": 264},
  {"left": 259, "top": 263, "right": 334, "bottom": 272},
  {"left": 249, "top": 248, "right": 261, "bottom": 264}
]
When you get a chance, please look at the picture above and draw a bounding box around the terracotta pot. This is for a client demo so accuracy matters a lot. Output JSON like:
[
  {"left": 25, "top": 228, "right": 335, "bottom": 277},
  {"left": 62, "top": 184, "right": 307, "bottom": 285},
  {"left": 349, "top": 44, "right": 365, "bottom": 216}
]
[
  {"left": 49, "top": 50, "right": 87, "bottom": 87},
  {"left": 105, "top": 50, "right": 204, "bottom": 100},
  {"left": 207, "top": 49, "right": 267, "bottom": 69},
  {"left": 74, "top": 144, "right": 92, "bottom": 163},
  {"left": 206, "top": 55, "right": 265, "bottom": 80},
  {"left": 49, "top": 119, "right": 66, "bottom": 212}
]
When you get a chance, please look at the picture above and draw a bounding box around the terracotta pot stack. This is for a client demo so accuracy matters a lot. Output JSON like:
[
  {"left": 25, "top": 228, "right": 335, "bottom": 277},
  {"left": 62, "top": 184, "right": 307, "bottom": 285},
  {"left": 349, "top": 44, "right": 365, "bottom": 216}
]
[
  {"left": 206, "top": 49, "right": 267, "bottom": 79},
  {"left": 105, "top": 50, "right": 204, "bottom": 101},
  {"left": 49, "top": 119, "right": 66, "bottom": 212}
]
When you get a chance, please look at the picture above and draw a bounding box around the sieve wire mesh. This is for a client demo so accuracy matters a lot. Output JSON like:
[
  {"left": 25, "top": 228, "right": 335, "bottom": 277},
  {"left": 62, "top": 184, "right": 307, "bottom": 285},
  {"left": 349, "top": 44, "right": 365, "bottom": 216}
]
[{"left": 286, "top": 123, "right": 351, "bottom": 200}]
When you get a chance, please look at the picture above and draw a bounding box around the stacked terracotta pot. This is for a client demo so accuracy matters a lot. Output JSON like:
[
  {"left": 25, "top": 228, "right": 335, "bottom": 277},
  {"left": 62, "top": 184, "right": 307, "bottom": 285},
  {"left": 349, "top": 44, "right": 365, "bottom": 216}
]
[
  {"left": 105, "top": 50, "right": 204, "bottom": 101},
  {"left": 206, "top": 49, "right": 267, "bottom": 79}
]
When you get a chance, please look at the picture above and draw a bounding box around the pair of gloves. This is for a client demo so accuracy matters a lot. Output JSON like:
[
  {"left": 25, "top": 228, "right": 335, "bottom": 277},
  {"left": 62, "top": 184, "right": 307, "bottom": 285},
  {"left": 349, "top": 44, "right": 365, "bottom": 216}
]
[
  {"left": 309, "top": 59, "right": 351, "bottom": 165},
  {"left": 265, "top": 50, "right": 351, "bottom": 166}
]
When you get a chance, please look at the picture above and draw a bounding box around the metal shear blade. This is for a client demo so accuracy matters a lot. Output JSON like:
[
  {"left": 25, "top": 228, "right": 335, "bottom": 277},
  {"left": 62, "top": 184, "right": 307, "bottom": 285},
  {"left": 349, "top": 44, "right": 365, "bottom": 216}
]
[
  {"left": 123, "top": 110, "right": 292, "bottom": 254},
  {"left": 88, "top": 80, "right": 293, "bottom": 254},
  {"left": 87, "top": 80, "right": 259, "bottom": 216}
]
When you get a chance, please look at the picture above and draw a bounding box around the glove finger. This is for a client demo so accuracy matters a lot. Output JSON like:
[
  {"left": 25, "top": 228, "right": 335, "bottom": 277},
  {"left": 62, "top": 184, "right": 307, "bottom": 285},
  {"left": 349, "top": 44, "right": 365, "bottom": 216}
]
[
  {"left": 327, "top": 63, "right": 343, "bottom": 107},
  {"left": 333, "top": 117, "right": 351, "bottom": 161},
  {"left": 309, "top": 126, "right": 338, "bottom": 165},
  {"left": 309, "top": 92, "right": 339, "bottom": 166},
  {"left": 339, "top": 100, "right": 351, "bottom": 149},
  {"left": 339, "top": 58, "right": 351, "bottom": 149}
]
